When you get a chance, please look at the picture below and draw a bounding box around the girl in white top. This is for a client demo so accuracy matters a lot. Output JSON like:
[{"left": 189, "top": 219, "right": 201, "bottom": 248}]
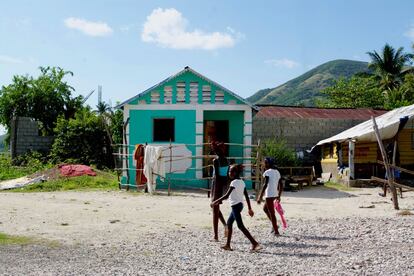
[
  {"left": 211, "top": 164, "right": 261, "bottom": 252},
  {"left": 257, "top": 157, "right": 282, "bottom": 236}
]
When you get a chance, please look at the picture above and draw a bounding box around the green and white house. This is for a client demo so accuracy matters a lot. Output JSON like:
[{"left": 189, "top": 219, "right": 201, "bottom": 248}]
[{"left": 116, "top": 66, "right": 257, "bottom": 189}]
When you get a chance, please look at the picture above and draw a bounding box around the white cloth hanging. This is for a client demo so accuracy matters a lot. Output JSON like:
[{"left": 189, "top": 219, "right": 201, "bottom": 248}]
[{"left": 143, "top": 145, "right": 165, "bottom": 194}]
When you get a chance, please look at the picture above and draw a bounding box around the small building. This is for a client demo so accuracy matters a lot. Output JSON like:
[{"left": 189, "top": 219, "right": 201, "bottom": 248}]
[
  {"left": 116, "top": 67, "right": 257, "bottom": 189},
  {"left": 312, "top": 104, "right": 414, "bottom": 184},
  {"left": 253, "top": 105, "right": 385, "bottom": 164}
]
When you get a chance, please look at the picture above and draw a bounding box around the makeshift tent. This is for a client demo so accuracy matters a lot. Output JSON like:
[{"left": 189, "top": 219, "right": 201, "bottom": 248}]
[
  {"left": 311, "top": 104, "right": 414, "bottom": 183},
  {"left": 312, "top": 104, "right": 414, "bottom": 148}
]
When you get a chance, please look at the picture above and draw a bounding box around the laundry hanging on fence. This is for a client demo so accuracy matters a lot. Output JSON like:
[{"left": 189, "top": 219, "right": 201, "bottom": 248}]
[
  {"left": 133, "top": 144, "right": 147, "bottom": 187},
  {"left": 143, "top": 145, "right": 165, "bottom": 194}
]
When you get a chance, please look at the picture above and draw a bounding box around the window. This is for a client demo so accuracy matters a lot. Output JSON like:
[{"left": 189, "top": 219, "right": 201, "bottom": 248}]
[
  {"left": 190, "top": 82, "right": 198, "bottom": 103},
  {"left": 202, "top": 85, "right": 211, "bottom": 102},
  {"left": 153, "top": 119, "right": 175, "bottom": 142},
  {"left": 164, "top": 86, "right": 172, "bottom": 104},
  {"left": 176, "top": 82, "right": 186, "bottom": 103},
  {"left": 215, "top": 90, "right": 224, "bottom": 103}
]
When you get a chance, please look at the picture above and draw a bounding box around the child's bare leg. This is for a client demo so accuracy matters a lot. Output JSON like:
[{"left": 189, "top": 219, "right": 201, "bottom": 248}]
[
  {"left": 233, "top": 204, "right": 259, "bottom": 248},
  {"left": 212, "top": 205, "right": 220, "bottom": 240},
  {"left": 222, "top": 212, "right": 235, "bottom": 250},
  {"left": 221, "top": 227, "right": 233, "bottom": 250},
  {"left": 218, "top": 210, "right": 226, "bottom": 226},
  {"left": 265, "top": 198, "right": 279, "bottom": 235},
  {"left": 263, "top": 204, "right": 271, "bottom": 220},
  {"left": 218, "top": 210, "right": 228, "bottom": 237}
]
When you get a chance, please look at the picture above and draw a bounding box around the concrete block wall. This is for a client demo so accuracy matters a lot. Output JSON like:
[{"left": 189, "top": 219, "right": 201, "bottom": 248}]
[
  {"left": 252, "top": 117, "right": 366, "bottom": 163},
  {"left": 10, "top": 117, "right": 53, "bottom": 158}
]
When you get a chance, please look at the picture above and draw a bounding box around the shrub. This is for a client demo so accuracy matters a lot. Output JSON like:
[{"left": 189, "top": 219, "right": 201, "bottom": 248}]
[
  {"left": 50, "top": 108, "right": 113, "bottom": 169},
  {"left": 0, "top": 152, "right": 49, "bottom": 180},
  {"left": 259, "top": 139, "right": 299, "bottom": 167}
]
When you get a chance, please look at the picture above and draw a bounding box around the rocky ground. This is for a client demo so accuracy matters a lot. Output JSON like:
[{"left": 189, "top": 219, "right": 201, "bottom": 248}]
[
  {"left": 1, "top": 187, "right": 413, "bottom": 275},
  {"left": 1, "top": 217, "right": 413, "bottom": 275}
]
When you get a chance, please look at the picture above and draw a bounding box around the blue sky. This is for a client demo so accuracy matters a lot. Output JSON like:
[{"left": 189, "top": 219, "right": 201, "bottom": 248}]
[{"left": 1, "top": 0, "right": 414, "bottom": 133}]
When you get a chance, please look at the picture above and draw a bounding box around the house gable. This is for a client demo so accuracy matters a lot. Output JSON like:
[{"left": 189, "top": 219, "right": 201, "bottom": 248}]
[{"left": 117, "top": 67, "right": 256, "bottom": 109}]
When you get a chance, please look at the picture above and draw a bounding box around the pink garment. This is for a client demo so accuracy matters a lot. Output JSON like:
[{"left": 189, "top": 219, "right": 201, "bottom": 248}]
[
  {"left": 274, "top": 201, "right": 288, "bottom": 229},
  {"left": 59, "top": 165, "right": 97, "bottom": 177}
]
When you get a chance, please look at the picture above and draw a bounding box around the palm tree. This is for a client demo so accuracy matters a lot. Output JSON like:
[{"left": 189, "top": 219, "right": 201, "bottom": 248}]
[
  {"left": 96, "top": 101, "right": 111, "bottom": 116},
  {"left": 95, "top": 101, "right": 116, "bottom": 166},
  {"left": 367, "top": 44, "right": 413, "bottom": 91}
]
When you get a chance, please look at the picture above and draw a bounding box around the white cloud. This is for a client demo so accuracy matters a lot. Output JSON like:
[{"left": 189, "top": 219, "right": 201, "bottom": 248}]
[
  {"left": 0, "top": 55, "right": 24, "bottom": 64},
  {"left": 264, "top": 58, "right": 300, "bottom": 69},
  {"left": 64, "top": 17, "right": 113, "bottom": 37},
  {"left": 141, "top": 8, "right": 240, "bottom": 50},
  {"left": 404, "top": 25, "right": 414, "bottom": 41}
]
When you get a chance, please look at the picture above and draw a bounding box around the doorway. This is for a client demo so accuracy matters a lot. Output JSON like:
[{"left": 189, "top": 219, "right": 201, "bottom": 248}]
[{"left": 203, "top": 120, "right": 229, "bottom": 177}]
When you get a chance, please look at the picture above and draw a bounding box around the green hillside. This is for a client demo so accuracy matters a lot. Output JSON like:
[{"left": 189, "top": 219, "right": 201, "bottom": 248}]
[{"left": 247, "top": 59, "right": 370, "bottom": 106}]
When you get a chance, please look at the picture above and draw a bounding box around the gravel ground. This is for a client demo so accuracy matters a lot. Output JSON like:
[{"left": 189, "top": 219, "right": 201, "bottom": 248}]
[{"left": 1, "top": 217, "right": 413, "bottom": 275}]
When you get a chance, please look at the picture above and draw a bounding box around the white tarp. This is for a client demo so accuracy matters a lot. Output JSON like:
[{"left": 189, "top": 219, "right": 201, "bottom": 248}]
[
  {"left": 0, "top": 175, "right": 45, "bottom": 190},
  {"left": 312, "top": 104, "right": 414, "bottom": 150}
]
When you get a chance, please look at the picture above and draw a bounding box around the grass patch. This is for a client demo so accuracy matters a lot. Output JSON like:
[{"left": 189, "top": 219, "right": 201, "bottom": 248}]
[
  {"left": 0, "top": 154, "right": 37, "bottom": 181},
  {"left": 324, "top": 181, "right": 355, "bottom": 191},
  {"left": 397, "top": 209, "right": 413, "bottom": 216},
  {"left": 0, "top": 153, "right": 51, "bottom": 181},
  {"left": 7, "top": 171, "right": 118, "bottom": 192},
  {"left": 0, "top": 232, "right": 35, "bottom": 245},
  {"left": 0, "top": 232, "right": 60, "bottom": 247}
]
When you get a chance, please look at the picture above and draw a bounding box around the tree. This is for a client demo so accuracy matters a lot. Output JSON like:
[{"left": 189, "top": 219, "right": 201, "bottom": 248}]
[
  {"left": 318, "top": 75, "right": 385, "bottom": 109},
  {"left": 50, "top": 108, "right": 113, "bottom": 168},
  {"left": 384, "top": 73, "right": 414, "bottom": 109},
  {"left": 95, "top": 101, "right": 123, "bottom": 146},
  {"left": 111, "top": 109, "right": 123, "bottom": 145},
  {"left": 0, "top": 67, "right": 83, "bottom": 135},
  {"left": 367, "top": 44, "right": 413, "bottom": 91}
]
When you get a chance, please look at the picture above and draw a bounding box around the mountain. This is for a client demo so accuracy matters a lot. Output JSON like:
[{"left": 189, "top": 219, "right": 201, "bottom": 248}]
[{"left": 247, "top": 59, "right": 371, "bottom": 106}]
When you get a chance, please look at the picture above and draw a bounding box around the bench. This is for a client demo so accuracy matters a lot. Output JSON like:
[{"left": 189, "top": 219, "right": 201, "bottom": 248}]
[{"left": 278, "top": 166, "right": 315, "bottom": 190}]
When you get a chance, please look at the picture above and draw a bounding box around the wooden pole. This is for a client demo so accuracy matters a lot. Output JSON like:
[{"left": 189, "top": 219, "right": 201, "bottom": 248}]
[
  {"left": 392, "top": 140, "right": 403, "bottom": 198},
  {"left": 255, "top": 139, "right": 261, "bottom": 195},
  {"left": 348, "top": 139, "right": 355, "bottom": 181},
  {"left": 123, "top": 118, "right": 130, "bottom": 190},
  {"left": 371, "top": 116, "right": 399, "bottom": 210},
  {"left": 168, "top": 139, "right": 172, "bottom": 196}
]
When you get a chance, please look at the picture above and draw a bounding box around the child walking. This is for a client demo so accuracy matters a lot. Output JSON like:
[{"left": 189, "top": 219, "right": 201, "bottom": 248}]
[
  {"left": 257, "top": 157, "right": 282, "bottom": 236},
  {"left": 210, "top": 141, "right": 229, "bottom": 241},
  {"left": 211, "top": 164, "right": 261, "bottom": 251}
]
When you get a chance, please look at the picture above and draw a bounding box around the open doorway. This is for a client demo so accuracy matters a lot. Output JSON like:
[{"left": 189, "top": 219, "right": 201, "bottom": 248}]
[{"left": 203, "top": 120, "right": 229, "bottom": 177}]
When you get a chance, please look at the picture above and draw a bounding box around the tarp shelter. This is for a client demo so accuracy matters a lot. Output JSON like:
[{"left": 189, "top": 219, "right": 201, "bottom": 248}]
[
  {"left": 313, "top": 104, "right": 414, "bottom": 147},
  {"left": 312, "top": 104, "right": 414, "bottom": 183}
]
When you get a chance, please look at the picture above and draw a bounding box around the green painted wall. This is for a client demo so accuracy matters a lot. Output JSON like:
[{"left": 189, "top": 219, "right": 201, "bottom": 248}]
[{"left": 128, "top": 109, "right": 200, "bottom": 188}]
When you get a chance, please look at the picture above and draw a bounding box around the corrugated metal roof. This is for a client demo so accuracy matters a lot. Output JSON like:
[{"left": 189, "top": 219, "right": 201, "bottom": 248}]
[{"left": 255, "top": 105, "right": 386, "bottom": 120}]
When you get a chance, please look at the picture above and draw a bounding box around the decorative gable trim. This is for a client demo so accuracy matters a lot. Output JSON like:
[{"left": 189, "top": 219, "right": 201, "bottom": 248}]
[{"left": 115, "top": 66, "right": 258, "bottom": 110}]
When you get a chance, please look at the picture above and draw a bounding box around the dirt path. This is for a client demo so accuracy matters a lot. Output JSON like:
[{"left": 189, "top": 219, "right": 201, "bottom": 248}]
[{"left": 1, "top": 186, "right": 413, "bottom": 246}]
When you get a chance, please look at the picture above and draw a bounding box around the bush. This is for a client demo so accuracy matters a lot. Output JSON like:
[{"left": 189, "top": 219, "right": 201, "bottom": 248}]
[
  {"left": 0, "top": 152, "right": 49, "bottom": 180},
  {"left": 259, "top": 139, "right": 299, "bottom": 167},
  {"left": 50, "top": 108, "right": 113, "bottom": 169}
]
